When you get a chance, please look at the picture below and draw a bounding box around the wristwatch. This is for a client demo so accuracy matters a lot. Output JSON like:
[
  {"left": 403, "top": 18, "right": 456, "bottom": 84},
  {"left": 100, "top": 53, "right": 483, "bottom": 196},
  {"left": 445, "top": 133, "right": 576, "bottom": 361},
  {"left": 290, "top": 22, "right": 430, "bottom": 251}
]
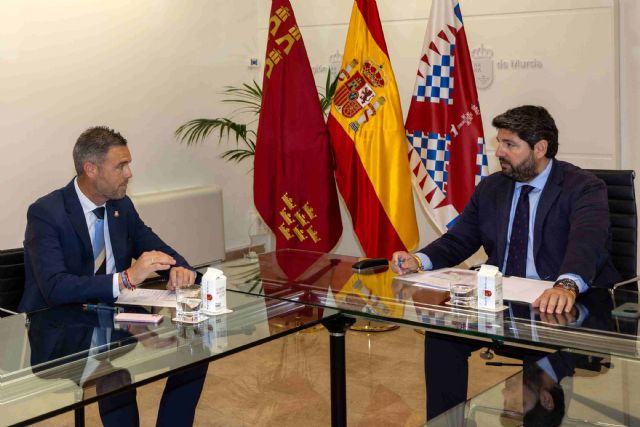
[{"left": 553, "top": 278, "right": 579, "bottom": 298}]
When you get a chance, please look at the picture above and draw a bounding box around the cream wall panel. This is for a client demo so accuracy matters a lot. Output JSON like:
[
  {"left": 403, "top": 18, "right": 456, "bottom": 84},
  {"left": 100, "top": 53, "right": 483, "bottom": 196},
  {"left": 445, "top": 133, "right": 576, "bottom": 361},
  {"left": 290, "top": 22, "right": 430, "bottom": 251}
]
[
  {"left": 1, "top": 0, "right": 259, "bottom": 253},
  {"left": 464, "top": 7, "right": 618, "bottom": 169}
]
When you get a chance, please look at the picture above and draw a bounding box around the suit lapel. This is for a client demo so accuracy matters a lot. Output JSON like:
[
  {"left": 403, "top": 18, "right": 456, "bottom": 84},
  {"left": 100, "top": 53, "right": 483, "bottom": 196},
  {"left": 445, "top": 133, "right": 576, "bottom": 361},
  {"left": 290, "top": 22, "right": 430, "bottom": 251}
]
[
  {"left": 63, "top": 180, "right": 93, "bottom": 259},
  {"left": 106, "top": 201, "right": 126, "bottom": 271},
  {"left": 496, "top": 177, "right": 515, "bottom": 269},
  {"left": 534, "top": 160, "right": 563, "bottom": 258}
]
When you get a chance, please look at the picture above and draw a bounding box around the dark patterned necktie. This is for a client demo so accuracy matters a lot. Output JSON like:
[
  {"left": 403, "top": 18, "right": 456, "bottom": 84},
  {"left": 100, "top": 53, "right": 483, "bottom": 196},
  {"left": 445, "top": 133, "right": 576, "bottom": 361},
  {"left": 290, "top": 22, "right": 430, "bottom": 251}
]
[
  {"left": 92, "top": 207, "right": 106, "bottom": 275},
  {"left": 505, "top": 185, "right": 534, "bottom": 277}
]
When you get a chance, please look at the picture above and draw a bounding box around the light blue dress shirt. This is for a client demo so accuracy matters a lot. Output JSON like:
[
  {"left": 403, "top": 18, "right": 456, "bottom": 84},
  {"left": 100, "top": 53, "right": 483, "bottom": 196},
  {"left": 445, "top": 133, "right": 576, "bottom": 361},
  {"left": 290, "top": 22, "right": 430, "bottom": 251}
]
[
  {"left": 416, "top": 159, "right": 588, "bottom": 293},
  {"left": 74, "top": 178, "right": 120, "bottom": 297}
]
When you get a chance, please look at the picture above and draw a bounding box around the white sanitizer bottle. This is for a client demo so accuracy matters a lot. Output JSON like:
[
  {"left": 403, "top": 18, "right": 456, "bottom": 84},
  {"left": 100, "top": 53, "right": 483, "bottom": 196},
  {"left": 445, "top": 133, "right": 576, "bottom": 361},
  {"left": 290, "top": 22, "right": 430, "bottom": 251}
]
[{"left": 201, "top": 267, "right": 227, "bottom": 314}]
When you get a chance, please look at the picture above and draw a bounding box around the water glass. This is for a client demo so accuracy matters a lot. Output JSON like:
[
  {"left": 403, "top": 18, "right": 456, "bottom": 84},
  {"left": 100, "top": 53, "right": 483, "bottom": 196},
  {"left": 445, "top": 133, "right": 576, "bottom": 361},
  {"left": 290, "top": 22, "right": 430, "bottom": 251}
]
[
  {"left": 176, "top": 284, "right": 203, "bottom": 322},
  {"left": 449, "top": 282, "right": 475, "bottom": 307}
]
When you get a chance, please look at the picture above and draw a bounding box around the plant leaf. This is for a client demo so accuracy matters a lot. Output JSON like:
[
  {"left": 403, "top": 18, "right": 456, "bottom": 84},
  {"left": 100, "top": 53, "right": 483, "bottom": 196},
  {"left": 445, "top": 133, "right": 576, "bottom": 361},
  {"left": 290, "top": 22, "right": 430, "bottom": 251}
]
[{"left": 175, "top": 118, "right": 253, "bottom": 146}]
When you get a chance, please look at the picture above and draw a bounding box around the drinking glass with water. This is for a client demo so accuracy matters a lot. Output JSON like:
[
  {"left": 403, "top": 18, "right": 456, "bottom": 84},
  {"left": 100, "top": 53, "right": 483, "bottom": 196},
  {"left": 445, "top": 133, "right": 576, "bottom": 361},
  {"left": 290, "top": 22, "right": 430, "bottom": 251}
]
[
  {"left": 449, "top": 276, "right": 476, "bottom": 308},
  {"left": 449, "top": 283, "right": 475, "bottom": 307},
  {"left": 176, "top": 284, "right": 202, "bottom": 322}
]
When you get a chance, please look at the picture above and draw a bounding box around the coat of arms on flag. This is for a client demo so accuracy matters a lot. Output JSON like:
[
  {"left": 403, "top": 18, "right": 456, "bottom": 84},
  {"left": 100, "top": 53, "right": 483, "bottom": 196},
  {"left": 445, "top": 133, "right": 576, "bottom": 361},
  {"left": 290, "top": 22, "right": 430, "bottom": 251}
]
[
  {"left": 405, "top": 0, "right": 489, "bottom": 234},
  {"left": 333, "top": 59, "right": 387, "bottom": 132}
]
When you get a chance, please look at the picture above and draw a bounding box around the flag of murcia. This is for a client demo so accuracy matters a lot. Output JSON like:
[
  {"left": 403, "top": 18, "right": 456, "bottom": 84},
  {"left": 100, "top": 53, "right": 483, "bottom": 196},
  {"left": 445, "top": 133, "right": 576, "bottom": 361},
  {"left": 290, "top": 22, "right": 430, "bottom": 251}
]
[{"left": 254, "top": 0, "right": 342, "bottom": 279}]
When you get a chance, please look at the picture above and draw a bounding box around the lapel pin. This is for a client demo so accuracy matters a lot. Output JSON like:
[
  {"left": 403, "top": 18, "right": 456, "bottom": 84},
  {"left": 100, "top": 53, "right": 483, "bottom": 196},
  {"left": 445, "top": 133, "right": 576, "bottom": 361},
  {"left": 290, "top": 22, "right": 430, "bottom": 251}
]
[{"left": 114, "top": 210, "right": 120, "bottom": 218}]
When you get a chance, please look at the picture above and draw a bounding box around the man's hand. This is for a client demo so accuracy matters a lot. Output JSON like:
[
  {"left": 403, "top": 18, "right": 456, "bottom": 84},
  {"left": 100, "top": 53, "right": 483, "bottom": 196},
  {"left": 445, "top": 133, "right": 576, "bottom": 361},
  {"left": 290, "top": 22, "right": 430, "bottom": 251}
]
[
  {"left": 126, "top": 251, "right": 176, "bottom": 287},
  {"left": 391, "top": 251, "right": 419, "bottom": 275},
  {"left": 166, "top": 267, "right": 196, "bottom": 291},
  {"left": 533, "top": 287, "right": 576, "bottom": 314}
]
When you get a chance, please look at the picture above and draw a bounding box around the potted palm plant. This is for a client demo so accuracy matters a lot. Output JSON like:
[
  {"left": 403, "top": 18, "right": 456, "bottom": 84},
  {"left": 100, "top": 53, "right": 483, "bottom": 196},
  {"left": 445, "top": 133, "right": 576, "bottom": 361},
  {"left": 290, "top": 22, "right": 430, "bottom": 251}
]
[{"left": 174, "top": 70, "right": 338, "bottom": 162}]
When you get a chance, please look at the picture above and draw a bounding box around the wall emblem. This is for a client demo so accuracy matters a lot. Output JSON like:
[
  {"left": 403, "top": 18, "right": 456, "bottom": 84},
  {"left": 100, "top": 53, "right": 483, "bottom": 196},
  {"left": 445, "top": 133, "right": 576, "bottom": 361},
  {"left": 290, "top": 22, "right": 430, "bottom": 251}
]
[{"left": 471, "top": 44, "right": 494, "bottom": 90}]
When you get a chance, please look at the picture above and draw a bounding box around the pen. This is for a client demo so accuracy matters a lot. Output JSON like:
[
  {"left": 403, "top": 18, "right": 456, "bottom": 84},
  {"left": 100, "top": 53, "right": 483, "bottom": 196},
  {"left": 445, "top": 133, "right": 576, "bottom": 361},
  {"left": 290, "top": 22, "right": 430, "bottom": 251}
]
[{"left": 83, "top": 304, "right": 122, "bottom": 313}]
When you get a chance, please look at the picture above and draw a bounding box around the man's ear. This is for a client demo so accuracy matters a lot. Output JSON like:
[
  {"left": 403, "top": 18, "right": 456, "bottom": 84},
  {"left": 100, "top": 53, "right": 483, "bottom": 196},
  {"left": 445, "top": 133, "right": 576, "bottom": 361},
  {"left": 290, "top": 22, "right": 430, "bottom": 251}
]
[
  {"left": 83, "top": 161, "right": 98, "bottom": 178},
  {"left": 539, "top": 389, "right": 555, "bottom": 411},
  {"left": 533, "top": 139, "right": 548, "bottom": 159}
]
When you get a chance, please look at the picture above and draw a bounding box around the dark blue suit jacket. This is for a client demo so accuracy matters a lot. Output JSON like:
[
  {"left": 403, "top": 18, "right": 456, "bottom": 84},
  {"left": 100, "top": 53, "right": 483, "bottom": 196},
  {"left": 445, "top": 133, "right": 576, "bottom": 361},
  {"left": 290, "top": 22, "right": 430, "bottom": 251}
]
[
  {"left": 19, "top": 179, "right": 192, "bottom": 312},
  {"left": 422, "top": 160, "right": 620, "bottom": 287}
]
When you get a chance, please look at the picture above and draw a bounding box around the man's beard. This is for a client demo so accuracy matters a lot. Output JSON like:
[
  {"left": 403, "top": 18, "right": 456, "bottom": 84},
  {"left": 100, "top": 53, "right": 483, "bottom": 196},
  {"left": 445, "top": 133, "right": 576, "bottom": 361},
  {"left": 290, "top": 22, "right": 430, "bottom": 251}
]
[{"left": 499, "top": 152, "right": 538, "bottom": 182}]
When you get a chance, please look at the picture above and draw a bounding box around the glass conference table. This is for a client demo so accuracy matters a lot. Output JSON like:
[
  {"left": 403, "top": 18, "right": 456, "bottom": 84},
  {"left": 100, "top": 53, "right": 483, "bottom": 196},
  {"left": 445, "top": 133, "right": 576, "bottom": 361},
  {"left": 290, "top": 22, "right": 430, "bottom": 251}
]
[
  {"left": 3, "top": 249, "right": 639, "bottom": 426},
  {"left": 224, "top": 249, "right": 640, "bottom": 426},
  {"left": 0, "top": 290, "right": 340, "bottom": 426}
]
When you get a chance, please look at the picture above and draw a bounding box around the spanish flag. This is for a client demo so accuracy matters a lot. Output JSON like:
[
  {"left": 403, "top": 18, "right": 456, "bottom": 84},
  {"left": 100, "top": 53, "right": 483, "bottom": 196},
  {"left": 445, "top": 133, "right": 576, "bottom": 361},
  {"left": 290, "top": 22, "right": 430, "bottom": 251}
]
[
  {"left": 328, "top": 0, "right": 419, "bottom": 259},
  {"left": 254, "top": 0, "right": 342, "bottom": 279}
]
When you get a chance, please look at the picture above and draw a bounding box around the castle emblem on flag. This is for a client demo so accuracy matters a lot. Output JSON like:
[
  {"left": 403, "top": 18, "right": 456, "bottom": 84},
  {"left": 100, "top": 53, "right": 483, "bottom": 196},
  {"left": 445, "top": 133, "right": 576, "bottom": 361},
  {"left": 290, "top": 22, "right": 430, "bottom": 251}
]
[
  {"left": 334, "top": 59, "right": 387, "bottom": 133},
  {"left": 277, "top": 192, "right": 321, "bottom": 244}
]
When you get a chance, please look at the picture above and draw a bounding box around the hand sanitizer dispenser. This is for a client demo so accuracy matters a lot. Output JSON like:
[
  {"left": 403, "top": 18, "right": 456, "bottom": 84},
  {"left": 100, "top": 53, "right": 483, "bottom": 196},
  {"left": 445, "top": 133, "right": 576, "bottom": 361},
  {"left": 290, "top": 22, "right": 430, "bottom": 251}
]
[
  {"left": 477, "top": 264, "right": 503, "bottom": 310},
  {"left": 201, "top": 267, "right": 227, "bottom": 315}
]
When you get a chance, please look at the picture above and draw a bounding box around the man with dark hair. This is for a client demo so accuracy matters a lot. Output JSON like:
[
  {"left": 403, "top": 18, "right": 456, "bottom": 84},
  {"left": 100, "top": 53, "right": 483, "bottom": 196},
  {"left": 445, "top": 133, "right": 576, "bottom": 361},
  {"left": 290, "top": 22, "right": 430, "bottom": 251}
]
[
  {"left": 19, "top": 126, "right": 206, "bottom": 426},
  {"left": 391, "top": 105, "right": 619, "bottom": 419},
  {"left": 393, "top": 105, "right": 618, "bottom": 313}
]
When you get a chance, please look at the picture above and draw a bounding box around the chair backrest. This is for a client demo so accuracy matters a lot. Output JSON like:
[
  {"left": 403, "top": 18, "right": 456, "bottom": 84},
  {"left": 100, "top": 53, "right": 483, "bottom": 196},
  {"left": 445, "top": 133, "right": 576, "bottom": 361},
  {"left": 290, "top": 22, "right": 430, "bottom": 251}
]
[
  {"left": 586, "top": 169, "right": 637, "bottom": 281},
  {"left": 0, "top": 248, "right": 25, "bottom": 315}
]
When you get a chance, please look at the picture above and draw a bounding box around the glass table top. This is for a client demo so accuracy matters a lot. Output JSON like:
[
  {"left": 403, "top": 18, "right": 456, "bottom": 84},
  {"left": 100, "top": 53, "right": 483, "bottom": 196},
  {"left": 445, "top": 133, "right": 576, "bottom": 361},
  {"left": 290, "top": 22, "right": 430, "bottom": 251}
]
[
  {"left": 430, "top": 350, "right": 640, "bottom": 427},
  {"left": 0, "top": 291, "right": 336, "bottom": 425},
  {"left": 222, "top": 250, "right": 640, "bottom": 360}
]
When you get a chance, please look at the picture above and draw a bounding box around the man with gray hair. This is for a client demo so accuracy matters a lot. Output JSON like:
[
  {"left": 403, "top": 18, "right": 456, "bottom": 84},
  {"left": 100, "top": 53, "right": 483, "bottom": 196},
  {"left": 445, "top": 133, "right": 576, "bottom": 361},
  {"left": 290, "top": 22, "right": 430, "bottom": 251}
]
[
  {"left": 19, "top": 126, "right": 206, "bottom": 426},
  {"left": 21, "top": 126, "right": 196, "bottom": 310}
]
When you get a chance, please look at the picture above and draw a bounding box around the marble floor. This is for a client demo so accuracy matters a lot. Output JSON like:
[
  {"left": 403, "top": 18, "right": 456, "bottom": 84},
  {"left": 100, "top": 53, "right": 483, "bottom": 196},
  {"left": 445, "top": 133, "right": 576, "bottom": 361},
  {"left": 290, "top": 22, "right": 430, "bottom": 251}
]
[{"left": 37, "top": 323, "right": 520, "bottom": 426}]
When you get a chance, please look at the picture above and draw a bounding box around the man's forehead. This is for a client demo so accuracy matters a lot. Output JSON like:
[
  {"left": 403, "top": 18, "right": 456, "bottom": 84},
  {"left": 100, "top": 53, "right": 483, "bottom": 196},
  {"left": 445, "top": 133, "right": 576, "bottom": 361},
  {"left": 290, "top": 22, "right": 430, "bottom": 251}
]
[
  {"left": 105, "top": 145, "right": 131, "bottom": 161},
  {"left": 496, "top": 129, "right": 523, "bottom": 142}
]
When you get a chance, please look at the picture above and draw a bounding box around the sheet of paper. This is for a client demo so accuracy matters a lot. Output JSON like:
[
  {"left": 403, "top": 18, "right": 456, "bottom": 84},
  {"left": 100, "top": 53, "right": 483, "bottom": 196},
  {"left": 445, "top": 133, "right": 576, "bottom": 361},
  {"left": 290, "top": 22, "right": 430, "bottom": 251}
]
[
  {"left": 116, "top": 288, "right": 177, "bottom": 308},
  {"left": 396, "top": 268, "right": 554, "bottom": 304},
  {"left": 502, "top": 275, "right": 554, "bottom": 304},
  {"left": 398, "top": 268, "right": 477, "bottom": 290}
]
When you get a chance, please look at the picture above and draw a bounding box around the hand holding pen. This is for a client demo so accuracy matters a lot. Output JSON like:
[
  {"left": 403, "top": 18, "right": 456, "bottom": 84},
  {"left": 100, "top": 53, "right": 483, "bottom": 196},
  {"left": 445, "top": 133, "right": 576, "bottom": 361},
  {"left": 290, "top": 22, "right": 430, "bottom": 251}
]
[{"left": 391, "top": 251, "right": 420, "bottom": 275}]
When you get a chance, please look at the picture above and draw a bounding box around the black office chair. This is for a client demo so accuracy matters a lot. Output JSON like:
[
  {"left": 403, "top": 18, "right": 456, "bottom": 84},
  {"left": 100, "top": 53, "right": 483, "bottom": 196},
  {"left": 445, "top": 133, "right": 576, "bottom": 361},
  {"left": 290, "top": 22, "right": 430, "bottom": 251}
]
[
  {"left": 585, "top": 169, "right": 637, "bottom": 288},
  {"left": 0, "top": 248, "right": 25, "bottom": 316}
]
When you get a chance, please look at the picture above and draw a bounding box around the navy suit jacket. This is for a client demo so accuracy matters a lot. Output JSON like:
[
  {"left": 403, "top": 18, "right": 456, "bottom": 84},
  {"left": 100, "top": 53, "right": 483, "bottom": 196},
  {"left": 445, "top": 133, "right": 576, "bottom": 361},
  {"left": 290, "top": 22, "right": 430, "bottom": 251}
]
[
  {"left": 422, "top": 160, "right": 620, "bottom": 287},
  {"left": 19, "top": 179, "right": 193, "bottom": 312}
]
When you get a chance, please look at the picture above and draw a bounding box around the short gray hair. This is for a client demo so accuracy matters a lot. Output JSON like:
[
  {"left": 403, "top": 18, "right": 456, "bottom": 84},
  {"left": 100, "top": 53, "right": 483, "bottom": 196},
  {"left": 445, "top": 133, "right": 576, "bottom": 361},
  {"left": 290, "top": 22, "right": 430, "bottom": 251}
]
[{"left": 73, "top": 126, "right": 128, "bottom": 175}]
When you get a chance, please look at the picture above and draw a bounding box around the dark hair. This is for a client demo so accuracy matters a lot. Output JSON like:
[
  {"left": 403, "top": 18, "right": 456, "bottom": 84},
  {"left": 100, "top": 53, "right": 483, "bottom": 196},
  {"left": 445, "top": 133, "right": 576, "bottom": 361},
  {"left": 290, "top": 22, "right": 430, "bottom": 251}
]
[
  {"left": 522, "top": 384, "right": 565, "bottom": 427},
  {"left": 492, "top": 105, "right": 558, "bottom": 158},
  {"left": 73, "top": 126, "right": 128, "bottom": 175}
]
